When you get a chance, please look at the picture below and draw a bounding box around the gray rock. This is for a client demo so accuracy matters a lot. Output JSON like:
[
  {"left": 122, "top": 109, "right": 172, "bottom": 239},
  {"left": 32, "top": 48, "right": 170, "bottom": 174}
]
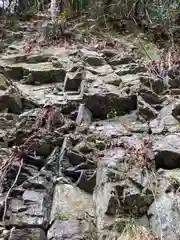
[
  {"left": 22, "top": 153, "right": 46, "bottom": 168},
  {"left": 26, "top": 54, "right": 50, "bottom": 64},
  {"left": 22, "top": 171, "right": 54, "bottom": 195},
  {"left": 137, "top": 215, "right": 150, "bottom": 229},
  {"left": 76, "top": 104, "right": 92, "bottom": 125},
  {"left": 0, "top": 225, "right": 9, "bottom": 239},
  {"left": 2, "top": 61, "right": 66, "bottom": 83},
  {"left": 138, "top": 97, "right": 158, "bottom": 120},
  {"left": 1, "top": 64, "right": 21, "bottom": 80},
  {"left": 138, "top": 87, "right": 163, "bottom": 105},
  {"left": 150, "top": 115, "right": 179, "bottom": 134},
  {"left": 140, "top": 74, "right": 165, "bottom": 94},
  {"left": 64, "top": 68, "right": 84, "bottom": 91},
  {"left": 168, "top": 75, "right": 180, "bottom": 88},
  {"left": 84, "top": 83, "right": 137, "bottom": 119},
  {"left": 128, "top": 122, "right": 149, "bottom": 133},
  {"left": 148, "top": 192, "right": 180, "bottom": 240},
  {"left": 0, "top": 73, "right": 8, "bottom": 90},
  {"left": 84, "top": 70, "right": 97, "bottom": 83},
  {"left": 94, "top": 138, "right": 154, "bottom": 237},
  {"left": 11, "top": 128, "right": 64, "bottom": 157},
  {"left": 63, "top": 160, "right": 96, "bottom": 194},
  {"left": 149, "top": 99, "right": 180, "bottom": 134},
  {"left": 5, "top": 190, "right": 50, "bottom": 229},
  {"left": 0, "top": 86, "right": 22, "bottom": 114},
  {"left": 41, "top": 21, "right": 61, "bottom": 40},
  {"left": 0, "top": 113, "right": 17, "bottom": 129},
  {"left": 108, "top": 53, "right": 134, "bottom": 65},
  {"left": 8, "top": 228, "right": 46, "bottom": 240},
  {"left": 66, "top": 150, "right": 87, "bottom": 166},
  {"left": 105, "top": 177, "right": 153, "bottom": 216},
  {"left": 153, "top": 168, "right": 180, "bottom": 194},
  {"left": 50, "top": 184, "right": 95, "bottom": 223},
  {"left": 85, "top": 64, "right": 113, "bottom": 75},
  {"left": 118, "top": 74, "right": 141, "bottom": 93},
  {"left": 101, "top": 48, "right": 118, "bottom": 59},
  {"left": 85, "top": 55, "right": 105, "bottom": 66},
  {"left": 48, "top": 219, "right": 96, "bottom": 240},
  {"left": 75, "top": 169, "right": 96, "bottom": 194},
  {"left": 89, "top": 120, "right": 131, "bottom": 138},
  {"left": 119, "top": 179, "right": 153, "bottom": 215},
  {"left": 115, "top": 63, "right": 146, "bottom": 75},
  {"left": 150, "top": 78, "right": 165, "bottom": 94},
  {"left": 45, "top": 147, "right": 60, "bottom": 174},
  {"left": 0, "top": 194, "right": 5, "bottom": 219},
  {"left": 172, "top": 101, "right": 180, "bottom": 121},
  {"left": 98, "top": 73, "right": 121, "bottom": 86},
  {"left": 48, "top": 220, "right": 82, "bottom": 240},
  {"left": 79, "top": 48, "right": 105, "bottom": 66},
  {"left": 158, "top": 99, "right": 180, "bottom": 118},
  {"left": 153, "top": 134, "right": 180, "bottom": 169}
]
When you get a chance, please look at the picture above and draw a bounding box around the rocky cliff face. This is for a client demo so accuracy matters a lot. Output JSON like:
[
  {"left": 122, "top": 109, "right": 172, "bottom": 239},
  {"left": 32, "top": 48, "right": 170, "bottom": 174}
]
[{"left": 0, "top": 18, "right": 180, "bottom": 240}]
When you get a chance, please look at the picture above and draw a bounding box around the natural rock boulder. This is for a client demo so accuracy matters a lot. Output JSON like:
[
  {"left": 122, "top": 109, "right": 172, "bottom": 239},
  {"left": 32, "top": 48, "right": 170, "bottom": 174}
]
[
  {"left": 50, "top": 184, "right": 95, "bottom": 223},
  {"left": 8, "top": 227, "right": 46, "bottom": 240},
  {"left": 0, "top": 86, "right": 22, "bottom": 114},
  {"left": 48, "top": 220, "right": 83, "bottom": 240},
  {"left": 115, "top": 63, "right": 146, "bottom": 75},
  {"left": 5, "top": 189, "right": 51, "bottom": 229},
  {"left": 64, "top": 68, "right": 84, "bottom": 91},
  {"left": 107, "top": 52, "right": 134, "bottom": 65},
  {"left": 98, "top": 72, "right": 121, "bottom": 86},
  {"left": 138, "top": 87, "right": 164, "bottom": 105},
  {"left": 153, "top": 134, "right": 180, "bottom": 169},
  {"left": 89, "top": 120, "right": 131, "bottom": 138},
  {"left": 84, "top": 83, "right": 137, "bottom": 119},
  {"left": 153, "top": 168, "right": 180, "bottom": 195},
  {"left": 140, "top": 74, "right": 165, "bottom": 94},
  {"left": 148, "top": 192, "right": 180, "bottom": 240},
  {"left": 48, "top": 219, "right": 96, "bottom": 240},
  {"left": 79, "top": 48, "right": 105, "bottom": 66},
  {"left": 85, "top": 64, "right": 113, "bottom": 75},
  {"left": 94, "top": 136, "right": 154, "bottom": 237},
  {"left": 138, "top": 97, "right": 158, "bottom": 120},
  {"left": 149, "top": 99, "right": 180, "bottom": 134},
  {"left": 0, "top": 73, "right": 8, "bottom": 90},
  {"left": 1, "top": 62, "right": 66, "bottom": 83},
  {"left": 150, "top": 115, "right": 179, "bottom": 134}
]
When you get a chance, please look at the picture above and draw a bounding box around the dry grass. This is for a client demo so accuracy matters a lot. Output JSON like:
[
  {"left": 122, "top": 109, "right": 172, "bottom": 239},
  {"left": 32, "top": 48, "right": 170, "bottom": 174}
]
[
  {"left": 100, "top": 217, "right": 159, "bottom": 240},
  {"left": 147, "top": 50, "right": 180, "bottom": 84},
  {"left": 118, "top": 220, "right": 159, "bottom": 240}
]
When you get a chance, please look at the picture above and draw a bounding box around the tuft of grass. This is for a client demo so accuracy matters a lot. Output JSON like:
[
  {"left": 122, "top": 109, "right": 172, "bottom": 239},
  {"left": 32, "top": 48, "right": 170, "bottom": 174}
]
[
  {"left": 118, "top": 218, "right": 158, "bottom": 240},
  {"left": 147, "top": 50, "right": 180, "bottom": 84},
  {"left": 100, "top": 216, "right": 159, "bottom": 240}
]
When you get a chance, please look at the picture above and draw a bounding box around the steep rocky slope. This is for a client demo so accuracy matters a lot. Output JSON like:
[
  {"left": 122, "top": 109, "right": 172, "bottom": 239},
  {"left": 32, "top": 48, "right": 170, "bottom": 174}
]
[{"left": 0, "top": 18, "right": 180, "bottom": 240}]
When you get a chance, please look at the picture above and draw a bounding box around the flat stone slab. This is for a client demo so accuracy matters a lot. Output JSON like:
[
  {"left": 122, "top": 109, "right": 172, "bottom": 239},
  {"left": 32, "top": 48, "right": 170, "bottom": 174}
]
[
  {"left": 47, "top": 220, "right": 82, "bottom": 240},
  {"left": 89, "top": 121, "right": 131, "bottom": 137},
  {"left": 50, "top": 184, "right": 95, "bottom": 223},
  {"left": 1, "top": 62, "right": 66, "bottom": 83},
  {"left": 16, "top": 83, "right": 83, "bottom": 105}
]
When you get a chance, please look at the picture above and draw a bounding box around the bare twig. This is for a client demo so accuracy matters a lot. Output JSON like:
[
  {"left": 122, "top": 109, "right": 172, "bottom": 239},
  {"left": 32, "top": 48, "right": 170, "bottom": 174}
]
[{"left": 2, "top": 157, "right": 23, "bottom": 224}]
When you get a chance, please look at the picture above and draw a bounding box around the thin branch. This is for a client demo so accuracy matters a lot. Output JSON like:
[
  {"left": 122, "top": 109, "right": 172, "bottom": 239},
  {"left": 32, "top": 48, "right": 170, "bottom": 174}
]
[{"left": 2, "top": 157, "right": 23, "bottom": 224}]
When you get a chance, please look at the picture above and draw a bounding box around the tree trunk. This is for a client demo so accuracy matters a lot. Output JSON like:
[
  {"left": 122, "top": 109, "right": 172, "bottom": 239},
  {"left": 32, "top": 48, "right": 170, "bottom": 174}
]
[{"left": 50, "top": 0, "right": 57, "bottom": 23}]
